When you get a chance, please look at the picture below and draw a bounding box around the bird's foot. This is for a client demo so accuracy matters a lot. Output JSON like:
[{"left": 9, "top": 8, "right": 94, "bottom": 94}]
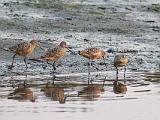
[
  {"left": 90, "top": 78, "right": 94, "bottom": 84},
  {"left": 25, "top": 66, "right": 28, "bottom": 70},
  {"left": 53, "top": 67, "right": 56, "bottom": 71}
]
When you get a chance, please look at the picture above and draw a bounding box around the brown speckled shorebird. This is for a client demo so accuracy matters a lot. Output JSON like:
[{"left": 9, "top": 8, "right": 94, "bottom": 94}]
[
  {"left": 78, "top": 48, "right": 107, "bottom": 84},
  {"left": 41, "top": 41, "right": 68, "bottom": 72},
  {"left": 8, "top": 39, "right": 38, "bottom": 69},
  {"left": 8, "top": 84, "right": 36, "bottom": 102},
  {"left": 114, "top": 54, "right": 129, "bottom": 80},
  {"left": 41, "top": 85, "right": 66, "bottom": 104},
  {"left": 113, "top": 81, "right": 127, "bottom": 94}
]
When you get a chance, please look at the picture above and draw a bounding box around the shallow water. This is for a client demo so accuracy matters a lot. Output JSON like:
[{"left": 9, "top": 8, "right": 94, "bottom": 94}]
[{"left": 0, "top": 71, "right": 160, "bottom": 120}]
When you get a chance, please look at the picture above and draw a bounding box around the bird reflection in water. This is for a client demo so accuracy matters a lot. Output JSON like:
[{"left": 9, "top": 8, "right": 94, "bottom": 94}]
[
  {"left": 78, "top": 84, "right": 104, "bottom": 100},
  {"left": 41, "top": 83, "right": 66, "bottom": 104},
  {"left": 8, "top": 83, "right": 36, "bottom": 102},
  {"left": 113, "top": 81, "right": 127, "bottom": 94}
]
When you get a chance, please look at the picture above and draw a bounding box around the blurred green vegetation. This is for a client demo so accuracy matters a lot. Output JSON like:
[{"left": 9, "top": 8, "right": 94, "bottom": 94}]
[{"left": 24, "top": 0, "right": 81, "bottom": 10}]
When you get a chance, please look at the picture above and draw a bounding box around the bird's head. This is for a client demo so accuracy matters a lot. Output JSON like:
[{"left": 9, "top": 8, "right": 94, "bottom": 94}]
[
  {"left": 60, "top": 41, "right": 68, "bottom": 48},
  {"left": 30, "top": 39, "right": 39, "bottom": 48}
]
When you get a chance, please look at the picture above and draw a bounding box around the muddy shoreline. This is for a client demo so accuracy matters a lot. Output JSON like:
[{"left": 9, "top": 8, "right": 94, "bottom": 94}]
[{"left": 0, "top": 0, "right": 160, "bottom": 79}]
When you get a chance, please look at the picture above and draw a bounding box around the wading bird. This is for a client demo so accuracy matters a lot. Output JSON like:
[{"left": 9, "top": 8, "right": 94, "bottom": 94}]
[
  {"left": 8, "top": 39, "right": 38, "bottom": 69},
  {"left": 78, "top": 48, "right": 107, "bottom": 84},
  {"left": 114, "top": 54, "right": 129, "bottom": 80},
  {"left": 41, "top": 41, "right": 69, "bottom": 72}
]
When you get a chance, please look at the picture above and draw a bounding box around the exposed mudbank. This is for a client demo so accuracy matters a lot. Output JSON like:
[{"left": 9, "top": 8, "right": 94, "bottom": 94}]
[{"left": 0, "top": 0, "right": 160, "bottom": 81}]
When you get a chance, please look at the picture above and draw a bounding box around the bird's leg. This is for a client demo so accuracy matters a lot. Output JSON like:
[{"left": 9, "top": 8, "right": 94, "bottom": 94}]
[
  {"left": 88, "top": 60, "right": 91, "bottom": 84},
  {"left": 24, "top": 56, "right": 28, "bottom": 69},
  {"left": 52, "top": 62, "right": 56, "bottom": 85},
  {"left": 46, "top": 60, "right": 49, "bottom": 64},
  {"left": 23, "top": 79, "right": 26, "bottom": 88},
  {"left": 90, "top": 63, "right": 100, "bottom": 84},
  {"left": 9, "top": 54, "right": 16, "bottom": 69},
  {"left": 52, "top": 62, "right": 56, "bottom": 71},
  {"left": 116, "top": 67, "right": 118, "bottom": 81},
  {"left": 103, "top": 57, "right": 108, "bottom": 70}
]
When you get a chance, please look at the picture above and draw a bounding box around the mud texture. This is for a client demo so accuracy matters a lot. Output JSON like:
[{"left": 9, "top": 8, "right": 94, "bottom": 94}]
[{"left": 0, "top": 0, "right": 160, "bottom": 79}]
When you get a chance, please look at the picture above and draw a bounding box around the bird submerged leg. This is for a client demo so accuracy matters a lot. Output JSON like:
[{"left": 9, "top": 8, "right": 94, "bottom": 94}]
[
  {"left": 103, "top": 57, "right": 108, "bottom": 70},
  {"left": 124, "top": 66, "right": 126, "bottom": 79},
  {"left": 124, "top": 66, "right": 127, "bottom": 83},
  {"left": 24, "top": 56, "right": 28, "bottom": 69},
  {"left": 24, "top": 66, "right": 28, "bottom": 87},
  {"left": 88, "top": 60, "right": 91, "bottom": 84},
  {"left": 23, "top": 78, "right": 27, "bottom": 88},
  {"left": 52, "top": 62, "right": 56, "bottom": 85}
]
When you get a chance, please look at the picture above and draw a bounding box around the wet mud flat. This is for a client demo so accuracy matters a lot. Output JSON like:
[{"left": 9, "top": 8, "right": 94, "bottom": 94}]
[{"left": 0, "top": 0, "right": 160, "bottom": 84}]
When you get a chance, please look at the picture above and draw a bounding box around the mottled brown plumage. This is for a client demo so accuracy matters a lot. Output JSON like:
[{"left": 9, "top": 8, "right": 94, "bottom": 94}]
[
  {"left": 8, "top": 39, "right": 38, "bottom": 69},
  {"left": 41, "top": 41, "right": 68, "bottom": 71},
  {"left": 78, "top": 85, "right": 104, "bottom": 100},
  {"left": 78, "top": 48, "right": 106, "bottom": 60},
  {"left": 9, "top": 40, "right": 38, "bottom": 56},
  {"left": 113, "top": 81, "right": 127, "bottom": 94},
  {"left": 41, "top": 85, "right": 66, "bottom": 104},
  {"left": 114, "top": 54, "right": 128, "bottom": 68},
  {"left": 78, "top": 48, "right": 107, "bottom": 84},
  {"left": 8, "top": 85, "right": 36, "bottom": 102},
  {"left": 114, "top": 54, "right": 129, "bottom": 80}
]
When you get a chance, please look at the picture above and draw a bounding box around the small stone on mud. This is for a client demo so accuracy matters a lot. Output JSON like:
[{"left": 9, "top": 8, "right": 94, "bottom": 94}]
[
  {"left": 98, "top": 7, "right": 106, "bottom": 10},
  {"left": 3, "top": 3, "right": 10, "bottom": 7},
  {"left": 66, "top": 17, "right": 72, "bottom": 20},
  {"left": 152, "top": 28, "right": 160, "bottom": 32},
  {"left": 84, "top": 38, "right": 90, "bottom": 42}
]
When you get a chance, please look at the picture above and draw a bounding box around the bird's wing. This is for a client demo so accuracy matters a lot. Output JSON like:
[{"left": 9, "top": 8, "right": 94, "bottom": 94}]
[
  {"left": 9, "top": 42, "right": 31, "bottom": 52},
  {"left": 88, "top": 48, "right": 100, "bottom": 55},
  {"left": 42, "top": 46, "right": 61, "bottom": 58}
]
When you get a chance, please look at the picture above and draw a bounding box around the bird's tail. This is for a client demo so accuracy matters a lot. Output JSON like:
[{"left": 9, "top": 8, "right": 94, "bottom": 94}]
[
  {"left": 40, "top": 56, "right": 45, "bottom": 59},
  {"left": 1, "top": 47, "right": 10, "bottom": 52}
]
